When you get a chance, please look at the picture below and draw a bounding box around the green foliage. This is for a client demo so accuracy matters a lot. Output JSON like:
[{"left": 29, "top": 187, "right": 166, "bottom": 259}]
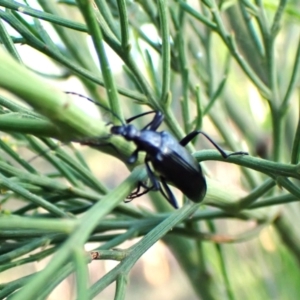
[{"left": 0, "top": 0, "right": 299, "bottom": 299}]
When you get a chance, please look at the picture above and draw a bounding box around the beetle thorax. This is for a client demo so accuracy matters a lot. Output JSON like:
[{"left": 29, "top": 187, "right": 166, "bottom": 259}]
[{"left": 134, "top": 130, "right": 162, "bottom": 155}]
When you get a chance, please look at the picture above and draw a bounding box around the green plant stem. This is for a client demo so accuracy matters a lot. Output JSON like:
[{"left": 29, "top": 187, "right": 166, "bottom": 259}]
[
  {"left": 32, "top": 137, "right": 108, "bottom": 193},
  {"left": 9, "top": 167, "right": 144, "bottom": 300},
  {"left": 0, "top": 139, "right": 38, "bottom": 174},
  {"left": 0, "top": 234, "right": 58, "bottom": 264},
  {"left": 195, "top": 150, "right": 300, "bottom": 180},
  {"left": 115, "top": 274, "right": 128, "bottom": 300},
  {"left": 26, "top": 137, "right": 83, "bottom": 188},
  {"left": 274, "top": 213, "right": 300, "bottom": 267},
  {"left": 0, "top": 0, "right": 87, "bottom": 31},
  {"left": 0, "top": 174, "right": 70, "bottom": 218},
  {"left": 76, "top": 0, "right": 123, "bottom": 122},
  {"left": 177, "top": 0, "right": 217, "bottom": 29},
  {"left": 0, "top": 216, "right": 76, "bottom": 232},
  {"left": 32, "top": 263, "right": 75, "bottom": 300},
  {"left": 234, "top": 178, "right": 276, "bottom": 210},
  {"left": 163, "top": 229, "right": 215, "bottom": 299},
  {"left": 208, "top": 221, "right": 235, "bottom": 300},
  {"left": 37, "top": 0, "right": 103, "bottom": 100},
  {"left": 249, "top": 194, "right": 297, "bottom": 209},
  {"left": 276, "top": 177, "right": 300, "bottom": 199},
  {"left": 116, "top": 0, "right": 130, "bottom": 50},
  {"left": 281, "top": 37, "right": 300, "bottom": 114},
  {"left": 0, "top": 17, "right": 21, "bottom": 61},
  {"left": 94, "top": 0, "right": 120, "bottom": 40},
  {"left": 291, "top": 96, "right": 300, "bottom": 164},
  {"left": 89, "top": 202, "right": 200, "bottom": 298},
  {"left": 270, "top": 0, "right": 288, "bottom": 36},
  {"left": 0, "top": 48, "right": 107, "bottom": 139},
  {"left": 0, "top": 247, "right": 55, "bottom": 273},
  {"left": 0, "top": 95, "right": 42, "bottom": 117},
  {"left": 0, "top": 160, "right": 104, "bottom": 201},
  {"left": 157, "top": 0, "right": 171, "bottom": 104},
  {"left": 0, "top": 274, "right": 34, "bottom": 299},
  {"left": 0, "top": 115, "right": 61, "bottom": 138},
  {"left": 174, "top": 8, "right": 191, "bottom": 133},
  {"left": 181, "top": 0, "right": 270, "bottom": 97},
  {"left": 73, "top": 248, "right": 89, "bottom": 300},
  {"left": 239, "top": 2, "right": 265, "bottom": 57},
  {"left": 0, "top": 9, "right": 145, "bottom": 103}
]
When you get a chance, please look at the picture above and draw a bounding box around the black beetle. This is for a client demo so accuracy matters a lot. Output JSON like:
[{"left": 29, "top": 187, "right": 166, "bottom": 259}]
[
  {"left": 110, "top": 110, "right": 247, "bottom": 208},
  {"left": 65, "top": 92, "right": 248, "bottom": 208}
]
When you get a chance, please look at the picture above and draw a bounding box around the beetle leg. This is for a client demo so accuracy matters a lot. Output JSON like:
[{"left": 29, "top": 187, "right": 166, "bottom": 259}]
[
  {"left": 126, "top": 181, "right": 154, "bottom": 201},
  {"left": 124, "top": 110, "right": 164, "bottom": 132},
  {"left": 143, "top": 111, "right": 164, "bottom": 131},
  {"left": 178, "top": 131, "right": 197, "bottom": 146},
  {"left": 127, "top": 178, "right": 178, "bottom": 208},
  {"left": 125, "top": 111, "right": 164, "bottom": 131},
  {"left": 127, "top": 148, "right": 140, "bottom": 164},
  {"left": 144, "top": 158, "right": 178, "bottom": 207},
  {"left": 126, "top": 157, "right": 159, "bottom": 201},
  {"left": 159, "top": 177, "right": 179, "bottom": 209},
  {"left": 126, "top": 155, "right": 178, "bottom": 208},
  {"left": 126, "top": 182, "right": 143, "bottom": 200},
  {"left": 180, "top": 130, "right": 248, "bottom": 158},
  {"left": 144, "top": 158, "right": 161, "bottom": 190}
]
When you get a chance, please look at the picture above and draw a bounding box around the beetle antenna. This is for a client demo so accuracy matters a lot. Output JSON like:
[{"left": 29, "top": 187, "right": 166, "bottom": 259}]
[{"left": 64, "top": 91, "right": 124, "bottom": 124}]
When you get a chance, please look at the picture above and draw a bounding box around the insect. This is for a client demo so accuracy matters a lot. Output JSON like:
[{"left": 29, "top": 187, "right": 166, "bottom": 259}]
[
  {"left": 66, "top": 92, "right": 248, "bottom": 208},
  {"left": 110, "top": 111, "right": 248, "bottom": 208}
]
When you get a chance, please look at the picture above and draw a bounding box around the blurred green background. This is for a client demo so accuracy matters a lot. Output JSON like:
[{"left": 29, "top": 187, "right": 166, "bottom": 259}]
[{"left": 0, "top": 0, "right": 300, "bottom": 299}]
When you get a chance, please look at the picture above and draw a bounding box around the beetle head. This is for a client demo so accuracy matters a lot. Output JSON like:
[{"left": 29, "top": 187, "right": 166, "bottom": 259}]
[{"left": 111, "top": 124, "right": 139, "bottom": 141}]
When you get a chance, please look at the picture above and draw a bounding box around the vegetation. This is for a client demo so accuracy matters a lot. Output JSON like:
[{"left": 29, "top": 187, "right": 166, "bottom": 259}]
[{"left": 0, "top": 0, "right": 299, "bottom": 299}]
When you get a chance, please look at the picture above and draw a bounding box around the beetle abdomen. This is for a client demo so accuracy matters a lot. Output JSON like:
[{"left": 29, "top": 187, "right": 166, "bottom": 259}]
[
  {"left": 153, "top": 160, "right": 206, "bottom": 202},
  {"left": 150, "top": 146, "right": 206, "bottom": 202}
]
